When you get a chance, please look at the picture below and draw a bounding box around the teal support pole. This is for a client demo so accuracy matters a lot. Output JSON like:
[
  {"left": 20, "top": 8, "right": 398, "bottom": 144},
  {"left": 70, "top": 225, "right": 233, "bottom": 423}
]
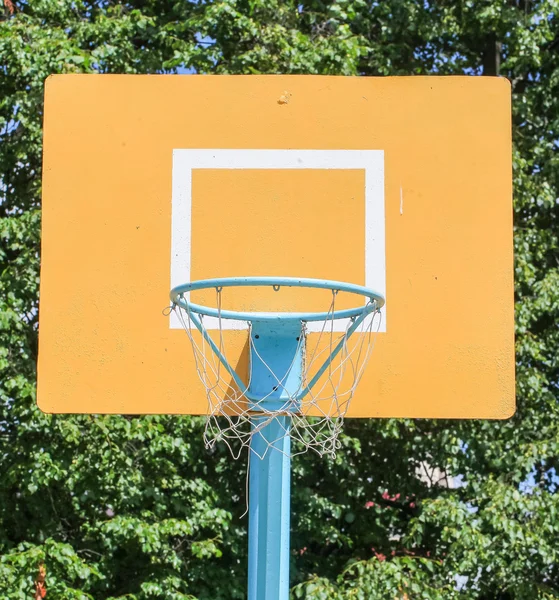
[
  {"left": 248, "top": 416, "right": 291, "bottom": 600},
  {"left": 247, "top": 320, "right": 303, "bottom": 600}
]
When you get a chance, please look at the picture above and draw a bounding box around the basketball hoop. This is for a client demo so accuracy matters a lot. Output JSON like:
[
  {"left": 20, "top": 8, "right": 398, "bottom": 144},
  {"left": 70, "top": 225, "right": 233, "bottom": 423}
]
[{"left": 170, "top": 277, "right": 384, "bottom": 459}]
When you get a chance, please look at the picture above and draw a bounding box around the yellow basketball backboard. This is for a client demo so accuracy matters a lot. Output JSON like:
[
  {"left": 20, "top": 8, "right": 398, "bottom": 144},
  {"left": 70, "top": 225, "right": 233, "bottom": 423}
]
[{"left": 38, "top": 74, "right": 514, "bottom": 418}]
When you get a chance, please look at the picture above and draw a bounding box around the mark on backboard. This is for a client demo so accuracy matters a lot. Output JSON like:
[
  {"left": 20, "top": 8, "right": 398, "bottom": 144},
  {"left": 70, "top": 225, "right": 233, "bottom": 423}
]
[{"left": 277, "top": 91, "right": 292, "bottom": 105}]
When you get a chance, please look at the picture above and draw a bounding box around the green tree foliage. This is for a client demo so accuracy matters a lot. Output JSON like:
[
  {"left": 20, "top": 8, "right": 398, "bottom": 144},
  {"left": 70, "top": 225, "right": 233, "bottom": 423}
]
[{"left": 1, "top": 0, "right": 558, "bottom": 598}]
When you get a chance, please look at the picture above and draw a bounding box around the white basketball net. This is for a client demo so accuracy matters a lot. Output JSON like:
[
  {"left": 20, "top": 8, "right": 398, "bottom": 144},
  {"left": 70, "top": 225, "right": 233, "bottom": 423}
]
[{"left": 172, "top": 288, "right": 382, "bottom": 459}]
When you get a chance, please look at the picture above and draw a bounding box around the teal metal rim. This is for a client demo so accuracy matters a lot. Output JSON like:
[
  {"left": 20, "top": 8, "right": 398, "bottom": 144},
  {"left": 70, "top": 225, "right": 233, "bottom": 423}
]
[{"left": 170, "top": 276, "right": 385, "bottom": 323}]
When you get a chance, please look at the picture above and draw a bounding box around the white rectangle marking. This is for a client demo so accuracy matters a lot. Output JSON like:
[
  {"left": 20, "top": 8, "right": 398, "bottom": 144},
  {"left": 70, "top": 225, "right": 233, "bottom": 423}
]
[{"left": 170, "top": 150, "right": 386, "bottom": 332}]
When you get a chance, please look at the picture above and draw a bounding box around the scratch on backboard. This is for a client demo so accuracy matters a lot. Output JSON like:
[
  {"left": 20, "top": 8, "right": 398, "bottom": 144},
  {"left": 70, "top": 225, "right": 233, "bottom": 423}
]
[{"left": 400, "top": 186, "right": 404, "bottom": 215}]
